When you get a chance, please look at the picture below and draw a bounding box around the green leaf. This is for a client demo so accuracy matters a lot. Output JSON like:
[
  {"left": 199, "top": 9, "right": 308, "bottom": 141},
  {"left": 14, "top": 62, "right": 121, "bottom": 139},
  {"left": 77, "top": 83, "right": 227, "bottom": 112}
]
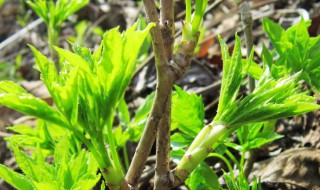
[
  {"left": 170, "top": 133, "right": 194, "bottom": 150},
  {"left": 0, "top": 164, "right": 34, "bottom": 190},
  {"left": 215, "top": 34, "right": 249, "bottom": 122},
  {"left": 113, "top": 126, "right": 130, "bottom": 147},
  {"left": 224, "top": 172, "right": 250, "bottom": 190},
  {"left": 262, "top": 18, "right": 286, "bottom": 55},
  {"left": 131, "top": 92, "right": 155, "bottom": 126},
  {"left": 127, "top": 92, "right": 155, "bottom": 142},
  {"left": 136, "top": 15, "right": 152, "bottom": 63},
  {"left": 69, "top": 151, "right": 100, "bottom": 190},
  {"left": 32, "top": 182, "right": 60, "bottom": 190},
  {"left": 6, "top": 120, "right": 69, "bottom": 152},
  {"left": 243, "top": 59, "right": 263, "bottom": 80},
  {"left": 262, "top": 18, "right": 320, "bottom": 93},
  {"left": 247, "top": 132, "right": 283, "bottom": 149},
  {"left": 172, "top": 85, "right": 205, "bottom": 136},
  {"left": 185, "top": 162, "right": 220, "bottom": 190},
  {"left": 117, "top": 98, "right": 131, "bottom": 126},
  {"left": 0, "top": 81, "right": 67, "bottom": 127},
  {"left": 52, "top": 137, "right": 100, "bottom": 189},
  {"left": 170, "top": 149, "right": 186, "bottom": 164},
  {"left": 13, "top": 146, "right": 54, "bottom": 183},
  {"left": 29, "top": 45, "right": 58, "bottom": 93},
  {"left": 27, "top": 0, "right": 89, "bottom": 27},
  {"left": 219, "top": 70, "right": 320, "bottom": 127}
]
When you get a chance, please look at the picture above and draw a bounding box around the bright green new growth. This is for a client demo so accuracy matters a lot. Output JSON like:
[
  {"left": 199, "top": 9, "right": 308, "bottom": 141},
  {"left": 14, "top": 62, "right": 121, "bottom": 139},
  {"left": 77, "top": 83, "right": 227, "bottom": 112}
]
[
  {"left": 262, "top": 18, "right": 320, "bottom": 93},
  {"left": 171, "top": 86, "right": 205, "bottom": 136},
  {"left": 182, "top": 0, "right": 208, "bottom": 42},
  {"left": 27, "top": 0, "right": 89, "bottom": 56},
  {"left": 0, "top": 137, "right": 100, "bottom": 190},
  {"left": 214, "top": 35, "right": 319, "bottom": 127},
  {"left": 174, "top": 33, "right": 320, "bottom": 181},
  {"left": 0, "top": 22, "right": 154, "bottom": 188},
  {"left": 6, "top": 120, "right": 70, "bottom": 154}
]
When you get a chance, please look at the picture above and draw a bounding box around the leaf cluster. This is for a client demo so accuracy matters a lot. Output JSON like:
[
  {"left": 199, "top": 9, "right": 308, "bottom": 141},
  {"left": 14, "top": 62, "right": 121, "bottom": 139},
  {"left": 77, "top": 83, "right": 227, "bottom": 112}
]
[
  {"left": 0, "top": 22, "right": 155, "bottom": 187},
  {"left": 26, "top": 0, "right": 89, "bottom": 29},
  {"left": 226, "top": 122, "right": 283, "bottom": 152},
  {"left": 6, "top": 120, "right": 72, "bottom": 154},
  {"left": 170, "top": 86, "right": 205, "bottom": 152},
  {"left": 0, "top": 138, "right": 99, "bottom": 190},
  {"left": 214, "top": 34, "right": 320, "bottom": 128},
  {"left": 262, "top": 18, "right": 320, "bottom": 93}
]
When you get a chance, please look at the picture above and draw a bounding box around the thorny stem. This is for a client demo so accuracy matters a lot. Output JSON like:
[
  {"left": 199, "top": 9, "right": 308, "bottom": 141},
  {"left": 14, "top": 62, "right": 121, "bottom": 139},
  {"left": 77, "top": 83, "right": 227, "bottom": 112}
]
[{"left": 239, "top": 1, "right": 257, "bottom": 178}]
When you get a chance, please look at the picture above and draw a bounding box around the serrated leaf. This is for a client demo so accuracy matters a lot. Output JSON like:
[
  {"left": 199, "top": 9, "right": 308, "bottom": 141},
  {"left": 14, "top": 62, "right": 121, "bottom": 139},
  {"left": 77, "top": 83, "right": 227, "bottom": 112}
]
[
  {"left": 215, "top": 34, "right": 249, "bottom": 122},
  {"left": 71, "top": 175, "right": 101, "bottom": 190},
  {"left": 262, "top": 18, "right": 320, "bottom": 93},
  {"left": 262, "top": 18, "right": 286, "bottom": 55},
  {"left": 220, "top": 71, "right": 320, "bottom": 127},
  {"left": 172, "top": 85, "right": 204, "bottom": 136},
  {"left": 0, "top": 164, "right": 34, "bottom": 190},
  {"left": 247, "top": 132, "right": 283, "bottom": 149},
  {"left": 13, "top": 146, "right": 53, "bottom": 183}
]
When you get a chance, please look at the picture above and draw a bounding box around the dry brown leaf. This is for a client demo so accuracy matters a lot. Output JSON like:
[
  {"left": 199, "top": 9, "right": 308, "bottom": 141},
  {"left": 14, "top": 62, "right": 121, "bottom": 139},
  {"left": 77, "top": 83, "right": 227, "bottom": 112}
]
[{"left": 250, "top": 148, "right": 320, "bottom": 189}]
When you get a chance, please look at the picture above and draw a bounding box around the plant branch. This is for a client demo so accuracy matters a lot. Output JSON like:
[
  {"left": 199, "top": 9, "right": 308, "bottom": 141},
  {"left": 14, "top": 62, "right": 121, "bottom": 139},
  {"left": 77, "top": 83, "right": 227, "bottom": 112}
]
[
  {"left": 126, "top": 0, "right": 173, "bottom": 188},
  {"left": 154, "top": 0, "right": 175, "bottom": 189},
  {"left": 239, "top": 1, "right": 257, "bottom": 178},
  {"left": 240, "top": 1, "right": 255, "bottom": 92},
  {"left": 154, "top": 98, "right": 172, "bottom": 189},
  {"left": 160, "top": 0, "right": 174, "bottom": 60},
  {"left": 127, "top": 1, "right": 201, "bottom": 188},
  {"left": 170, "top": 122, "right": 230, "bottom": 187}
]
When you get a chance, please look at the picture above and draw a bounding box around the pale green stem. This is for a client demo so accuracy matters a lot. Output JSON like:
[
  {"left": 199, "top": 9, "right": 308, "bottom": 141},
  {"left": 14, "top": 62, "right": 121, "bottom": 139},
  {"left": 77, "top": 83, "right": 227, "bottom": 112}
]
[
  {"left": 174, "top": 122, "right": 229, "bottom": 180},
  {"left": 106, "top": 117, "right": 124, "bottom": 176},
  {"left": 225, "top": 149, "right": 240, "bottom": 169},
  {"left": 240, "top": 150, "right": 246, "bottom": 170},
  {"left": 208, "top": 153, "right": 234, "bottom": 178},
  {"left": 48, "top": 25, "right": 59, "bottom": 60},
  {"left": 71, "top": 128, "right": 107, "bottom": 169},
  {"left": 191, "top": 0, "right": 203, "bottom": 34},
  {"left": 185, "top": 0, "right": 191, "bottom": 22}
]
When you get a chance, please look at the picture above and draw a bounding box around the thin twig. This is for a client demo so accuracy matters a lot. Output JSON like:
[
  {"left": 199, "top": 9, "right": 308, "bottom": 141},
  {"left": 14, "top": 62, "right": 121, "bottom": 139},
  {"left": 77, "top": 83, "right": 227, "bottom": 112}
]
[
  {"left": 0, "top": 132, "right": 12, "bottom": 138},
  {"left": 0, "top": 18, "right": 43, "bottom": 51},
  {"left": 239, "top": 1, "right": 256, "bottom": 178},
  {"left": 133, "top": 52, "right": 154, "bottom": 77},
  {"left": 240, "top": 1, "right": 255, "bottom": 92}
]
